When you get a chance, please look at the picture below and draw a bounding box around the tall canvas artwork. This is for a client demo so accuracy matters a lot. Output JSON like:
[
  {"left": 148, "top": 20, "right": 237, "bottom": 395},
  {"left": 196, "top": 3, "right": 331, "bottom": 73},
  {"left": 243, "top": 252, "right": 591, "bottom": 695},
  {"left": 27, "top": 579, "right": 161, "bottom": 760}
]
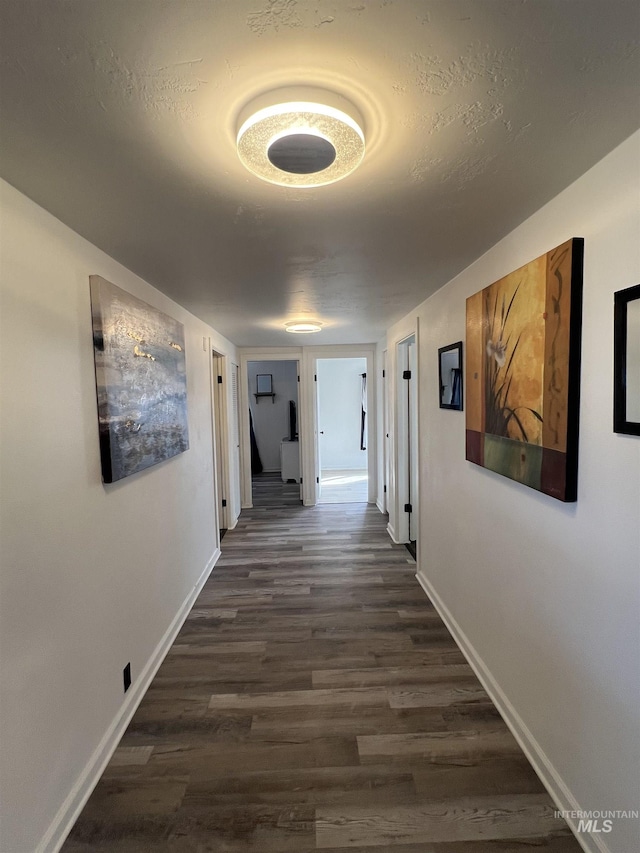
[
  {"left": 90, "top": 276, "right": 189, "bottom": 483},
  {"left": 465, "top": 239, "right": 584, "bottom": 502}
]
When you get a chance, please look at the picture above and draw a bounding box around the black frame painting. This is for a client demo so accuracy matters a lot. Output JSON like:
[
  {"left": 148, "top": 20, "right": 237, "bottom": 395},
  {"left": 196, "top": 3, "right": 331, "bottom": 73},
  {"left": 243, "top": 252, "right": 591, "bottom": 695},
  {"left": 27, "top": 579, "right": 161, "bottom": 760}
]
[
  {"left": 256, "top": 374, "right": 273, "bottom": 394},
  {"left": 90, "top": 275, "right": 189, "bottom": 483},
  {"left": 614, "top": 283, "right": 640, "bottom": 435},
  {"left": 438, "top": 341, "right": 463, "bottom": 410}
]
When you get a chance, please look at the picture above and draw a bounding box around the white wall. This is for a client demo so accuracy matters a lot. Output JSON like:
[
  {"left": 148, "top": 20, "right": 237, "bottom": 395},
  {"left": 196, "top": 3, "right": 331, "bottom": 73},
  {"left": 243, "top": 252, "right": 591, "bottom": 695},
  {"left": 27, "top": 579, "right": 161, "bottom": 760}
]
[
  {"left": 0, "top": 179, "right": 238, "bottom": 853},
  {"left": 247, "top": 360, "right": 298, "bottom": 472},
  {"left": 317, "top": 357, "right": 367, "bottom": 471},
  {"left": 384, "top": 131, "right": 640, "bottom": 853}
]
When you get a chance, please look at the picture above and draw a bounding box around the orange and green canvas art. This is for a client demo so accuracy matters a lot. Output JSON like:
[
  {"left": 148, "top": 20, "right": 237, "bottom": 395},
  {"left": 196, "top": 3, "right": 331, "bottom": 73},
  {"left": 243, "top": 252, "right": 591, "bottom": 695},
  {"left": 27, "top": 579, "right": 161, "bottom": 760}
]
[{"left": 465, "top": 238, "right": 583, "bottom": 502}]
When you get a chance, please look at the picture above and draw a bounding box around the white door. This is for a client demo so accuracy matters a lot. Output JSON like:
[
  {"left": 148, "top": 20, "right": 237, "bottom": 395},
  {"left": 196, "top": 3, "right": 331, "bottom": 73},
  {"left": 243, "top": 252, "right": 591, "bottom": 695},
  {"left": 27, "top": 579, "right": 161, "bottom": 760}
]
[
  {"left": 382, "top": 349, "right": 389, "bottom": 514},
  {"left": 314, "top": 367, "right": 322, "bottom": 502},
  {"left": 230, "top": 362, "right": 241, "bottom": 516},
  {"left": 396, "top": 335, "right": 417, "bottom": 550},
  {"left": 407, "top": 339, "right": 418, "bottom": 547}
]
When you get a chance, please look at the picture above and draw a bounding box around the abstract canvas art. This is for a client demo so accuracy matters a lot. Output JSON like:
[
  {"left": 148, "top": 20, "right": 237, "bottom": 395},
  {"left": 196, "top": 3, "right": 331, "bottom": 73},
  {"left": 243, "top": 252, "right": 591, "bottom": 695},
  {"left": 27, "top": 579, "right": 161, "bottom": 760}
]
[
  {"left": 465, "top": 239, "right": 584, "bottom": 502},
  {"left": 90, "top": 275, "right": 189, "bottom": 483}
]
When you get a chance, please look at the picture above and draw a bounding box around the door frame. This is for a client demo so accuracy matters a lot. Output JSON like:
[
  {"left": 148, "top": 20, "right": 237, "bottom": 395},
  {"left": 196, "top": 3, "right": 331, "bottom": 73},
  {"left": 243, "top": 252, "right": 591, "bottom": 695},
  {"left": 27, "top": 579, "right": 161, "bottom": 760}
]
[
  {"left": 229, "top": 361, "right": 242, "bottom": 524},
  {"left": 386, "top": 318, "right": 420, "bottom": 548},
  {"left": 208, "top": 341, "right": 241, "bottom": 535},
  {"left": 395, "top": 335, "right": 414, "bottom": 545},
  {"left": 379, "top": 348, "right": 389, "bottom": 515},
  {"left": 303, "top": 345, "right": 377, "bottom": 506},
  {"left": 238, "top": 348, "right": 304, "bottom": 508},
  {"left": 211, "top": 350, "right": 228, "bottom": 532}
]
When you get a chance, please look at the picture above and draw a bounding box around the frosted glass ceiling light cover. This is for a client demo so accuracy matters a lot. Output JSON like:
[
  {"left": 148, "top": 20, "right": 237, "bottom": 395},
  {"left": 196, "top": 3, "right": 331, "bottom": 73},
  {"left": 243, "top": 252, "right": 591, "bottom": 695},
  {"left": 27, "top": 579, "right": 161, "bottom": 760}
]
[
  {"left": 285, "top": 321, "right": 323, "bottom": 333},
  {"left": 237, "top": 87, "right": 365, "bottom": 188}
]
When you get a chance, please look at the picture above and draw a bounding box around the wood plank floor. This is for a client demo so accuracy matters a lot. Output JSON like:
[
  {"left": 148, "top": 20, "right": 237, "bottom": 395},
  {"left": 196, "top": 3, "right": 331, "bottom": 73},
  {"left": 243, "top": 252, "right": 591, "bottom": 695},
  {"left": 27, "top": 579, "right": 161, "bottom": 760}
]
[
  {"left": 318, "top": 469, "right": 369, "bottom": 504},
  {"left": 251, "top": 472, "right": 302, "bottom": 507},
  {"left": 63, "top": 499, "right": 580, "bottom": 852}
]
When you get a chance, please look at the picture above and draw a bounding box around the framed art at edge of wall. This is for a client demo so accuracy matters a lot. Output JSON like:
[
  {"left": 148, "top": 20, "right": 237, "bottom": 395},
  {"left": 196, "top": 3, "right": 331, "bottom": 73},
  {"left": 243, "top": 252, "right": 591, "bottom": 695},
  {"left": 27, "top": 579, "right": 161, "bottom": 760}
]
[
  {"left": 614, "top": 283, "right": 640, "bottom": 436},
  {"left": 465, "top": 238, "right": 584, "bottom": 502},
  {"left": 438, "top": 341, "right": 463, "bottom": 410},
  {"left": 90, "top": 275, "right": 189, "bottom": 483}
]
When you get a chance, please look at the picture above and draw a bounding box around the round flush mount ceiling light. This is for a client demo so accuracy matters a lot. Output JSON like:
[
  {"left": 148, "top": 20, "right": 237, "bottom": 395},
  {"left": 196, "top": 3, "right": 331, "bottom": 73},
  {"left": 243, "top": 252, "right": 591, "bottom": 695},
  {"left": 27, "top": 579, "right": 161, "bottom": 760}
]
[
  {"left": 237, "top": 87, "right": 365, "bottom": 188},
  {"left": 285, "top": 320, "right": 323, "bottom": 334}
]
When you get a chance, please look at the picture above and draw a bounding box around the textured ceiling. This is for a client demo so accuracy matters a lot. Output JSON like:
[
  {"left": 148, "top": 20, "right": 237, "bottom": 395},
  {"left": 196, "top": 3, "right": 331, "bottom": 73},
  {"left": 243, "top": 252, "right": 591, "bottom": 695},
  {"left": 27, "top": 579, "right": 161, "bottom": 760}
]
[{"left": 1, "top": 0, "right": 638, "bottom": 345}]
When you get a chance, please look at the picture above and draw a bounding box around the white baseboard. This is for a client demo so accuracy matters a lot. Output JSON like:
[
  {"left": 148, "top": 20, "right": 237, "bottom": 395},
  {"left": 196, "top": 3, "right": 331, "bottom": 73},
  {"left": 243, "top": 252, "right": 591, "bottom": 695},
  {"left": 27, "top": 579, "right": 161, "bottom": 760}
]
[
  {"left": 414, "top": 569, "right": 609, "bottom": 853},
  {"left": 40, "top": 549, "right": 221, "bottom": 853},
  {"left": 386, "top": 521, "right": 401, "bottom": 544}
]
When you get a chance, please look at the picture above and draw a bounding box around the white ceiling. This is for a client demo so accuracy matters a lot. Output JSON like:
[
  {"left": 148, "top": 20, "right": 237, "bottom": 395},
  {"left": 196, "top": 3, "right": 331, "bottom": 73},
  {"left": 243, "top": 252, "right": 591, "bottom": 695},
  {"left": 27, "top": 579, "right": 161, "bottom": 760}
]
[{"left": 1, "top": 0, "right": 638, "bottom": 346}]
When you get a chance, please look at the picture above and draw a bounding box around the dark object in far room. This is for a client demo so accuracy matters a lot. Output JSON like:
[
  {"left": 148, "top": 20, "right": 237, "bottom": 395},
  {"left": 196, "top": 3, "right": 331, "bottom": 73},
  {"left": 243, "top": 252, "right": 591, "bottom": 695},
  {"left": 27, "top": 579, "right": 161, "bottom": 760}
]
[
  {"left": 289, "top": 399, "right": 298, "bottom": 441},
  {"left": 249, "top": 409, "right": 263, "bottom": 474}
]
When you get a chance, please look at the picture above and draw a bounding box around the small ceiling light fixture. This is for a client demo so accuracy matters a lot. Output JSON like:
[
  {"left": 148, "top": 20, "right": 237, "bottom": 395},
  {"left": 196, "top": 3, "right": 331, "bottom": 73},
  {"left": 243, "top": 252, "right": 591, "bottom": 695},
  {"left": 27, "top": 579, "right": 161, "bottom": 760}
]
[
  {"left": 237, "top": 86, "right": 365, "bottom": 188},
  {"left": 285, "top": 320, "right": 323, "bottom": 334}
]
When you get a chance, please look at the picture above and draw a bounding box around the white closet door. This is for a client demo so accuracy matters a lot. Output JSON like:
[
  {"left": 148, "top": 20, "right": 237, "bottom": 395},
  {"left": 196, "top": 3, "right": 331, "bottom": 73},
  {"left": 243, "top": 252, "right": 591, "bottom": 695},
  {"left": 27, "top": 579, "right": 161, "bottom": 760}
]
[{"left": 230, "top": 362, "right": 241, "bottom": 517}]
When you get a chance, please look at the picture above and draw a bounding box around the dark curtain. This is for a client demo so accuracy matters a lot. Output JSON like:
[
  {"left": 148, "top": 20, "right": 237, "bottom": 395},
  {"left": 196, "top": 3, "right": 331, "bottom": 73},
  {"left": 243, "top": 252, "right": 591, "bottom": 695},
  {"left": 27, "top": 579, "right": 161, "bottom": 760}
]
[
  {"left": 451, "top": 368, "right": 462, "bottom": 409},
  {"left": 360, "top": 372, "right": 367, "bottom": 451},
  {"left": 249, "top": 409, "right": 263, "bottom": 474}
]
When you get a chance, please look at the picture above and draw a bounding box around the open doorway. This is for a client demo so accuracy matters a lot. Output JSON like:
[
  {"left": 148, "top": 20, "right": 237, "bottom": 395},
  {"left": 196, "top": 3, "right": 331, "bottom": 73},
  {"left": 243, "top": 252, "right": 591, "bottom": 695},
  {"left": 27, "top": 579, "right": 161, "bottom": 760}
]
[
  {"left": 247, "top": 360, "right": 301, "bottom": 508},
  {"left": 209, "top": 353, "right": 242, "bottom": 537},
  {"left": 381, "top": 348, "right": 389, "bottom": 515},
  {"left": 396, "top": 335, "right": 418, "bottom": 558},
  {"left": 211, "top": 351, "right": 227, "bottom": 539},
  {"left": 316, "top": 357, "right": 368, "bottom": 503}
]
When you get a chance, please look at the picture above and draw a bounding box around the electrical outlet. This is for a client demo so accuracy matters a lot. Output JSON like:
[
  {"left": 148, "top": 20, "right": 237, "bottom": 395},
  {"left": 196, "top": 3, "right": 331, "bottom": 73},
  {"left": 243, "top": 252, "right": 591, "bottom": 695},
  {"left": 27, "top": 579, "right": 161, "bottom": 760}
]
[{"left": 123, "top": 662, "right": 131, "bottom": 693}]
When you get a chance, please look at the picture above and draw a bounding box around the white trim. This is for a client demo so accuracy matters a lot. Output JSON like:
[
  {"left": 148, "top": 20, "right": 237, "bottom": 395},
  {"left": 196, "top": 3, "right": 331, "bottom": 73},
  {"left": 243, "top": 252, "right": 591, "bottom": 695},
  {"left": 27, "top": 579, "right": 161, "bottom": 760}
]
[
  {"left": 303, "top": 344, "right": 376, "bottom": 357},
  {"left": 209, "top": 348, "right": 225, "bottom": 536},
  {"left": 41, "top": 550, "right": 221, "bottom": 853},
  {"left": 380, "top": 347, "right": 389, "bottom": 515},
  {"left": 238, "top": 348, "right": 304, "bottom": 508},
  {"left": 239, "top": 347, "right": 304, "bottom": 360},
  {"left": 306, "top": 345, "right": 377, "bottom": 506},
  {"left": 395, "top": 332, "right": 417, "bottom": 544},
  {"left": 229, "top": 360, "right": 242, "bottom": 519},
  {"left": 415, "top": 569, "right": 608, "bottom": 853},
  {"left": 210, "top": 346, "right": 239, "bottom": 532},
  {"left": 386, "top": 521, "right": 401, "bottom": 544},
  {"left": 384, "top": 320, "right": 419, "bottom": 546}
]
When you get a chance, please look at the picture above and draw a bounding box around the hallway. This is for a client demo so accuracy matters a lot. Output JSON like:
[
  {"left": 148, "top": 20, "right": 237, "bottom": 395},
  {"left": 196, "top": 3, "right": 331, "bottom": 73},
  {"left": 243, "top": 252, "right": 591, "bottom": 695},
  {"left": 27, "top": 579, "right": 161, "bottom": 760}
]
[{"left": 63, "top": 503, "right": 580, "bottom": 852}]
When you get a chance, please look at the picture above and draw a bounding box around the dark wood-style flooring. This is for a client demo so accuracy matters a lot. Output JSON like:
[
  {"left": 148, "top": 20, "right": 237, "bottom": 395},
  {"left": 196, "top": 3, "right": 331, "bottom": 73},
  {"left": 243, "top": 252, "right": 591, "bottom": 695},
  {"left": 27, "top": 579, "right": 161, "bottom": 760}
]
[
  {"left": 251, "top": 472, "right": 302, "bottom": 508},
  {"left": 63, "top": 493, "right": 580, "bottom": 852}
]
